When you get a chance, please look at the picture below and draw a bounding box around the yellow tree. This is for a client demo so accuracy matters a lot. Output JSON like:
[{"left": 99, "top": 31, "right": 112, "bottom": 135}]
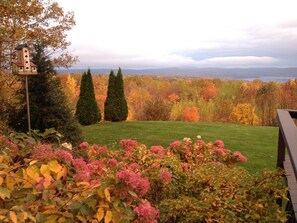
[
  {"left": 231, "top": 103, "right": 259, "bottom": 125},
  {"left": 0, "top": 0, "right": 76, "bottom": 131},
  {"left": 0, "top": 0, "right": 76, "bottom": 71}
]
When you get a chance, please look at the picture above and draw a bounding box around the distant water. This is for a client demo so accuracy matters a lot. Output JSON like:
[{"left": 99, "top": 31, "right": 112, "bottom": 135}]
[
  {"left": 57, "top": 68, "right": 297, "bottom": 83},
  {"left": 241, "top": 76, "right": 296, "bottom": 83}
]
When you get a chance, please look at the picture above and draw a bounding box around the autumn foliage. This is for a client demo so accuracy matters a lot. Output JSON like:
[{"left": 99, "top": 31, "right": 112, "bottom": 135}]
[
  {"left": 59, "top": 74, "right": 297, "bottom": 126},
  {"left": 0, "top": 131, "right": 287, "bottom": 222},
  {"left": 183, "top": 106, "right": 200, "bottom": 122}
]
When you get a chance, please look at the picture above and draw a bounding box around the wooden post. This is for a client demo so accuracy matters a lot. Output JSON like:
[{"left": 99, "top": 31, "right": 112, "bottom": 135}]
[
  {"left": 277, "top": 128, "right": 285, "bottom": 169},
  {"left": 25, "top": 75, "right": 31, "bottom": 135}
]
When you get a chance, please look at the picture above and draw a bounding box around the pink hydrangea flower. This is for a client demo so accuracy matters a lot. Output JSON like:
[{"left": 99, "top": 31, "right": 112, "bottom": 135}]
[
  {"left": 72, "top": 158, "right": 91, "bottom": 181},
  {"left": 120, "top": 139, "right": 138, "bottom": 151},
  {"left": 79, "top": 141, "right": 89, "bottom": 149},
  {"left": 92, "top": 144, "right": 99, "bottom": 150},
  {"left": 214, "top": 140, "right": 224, "bottom": 148},
  {"left": 234, "top": 151, "right": 248, "bottom": 162},
  {"left": 116, "top": 169, "right": 150, "bottom": 196},
  {"left": 197, "top": 140, "right": 206, "bottom": 147},
  {"left": 169, "top": 140, "right": 182, "bottom": 148},
  {"left": 31, "top": 144, "right": 55, "bottom": 160},
  {"left": 134, "top": 199, "right": 159, "bottom": 223},
  {"left": 129, "top": 163, "right": 140, "bottom": 172},
  {"left": 160, "top": 170, "right": 172, "bottom": 183},
  {"left": 214, "top": 148, "right": 227, "bottom": 157},
  {"left": 150, "top": 146, "right": 165, "bottom": 155},
  {"left": 107, "top": 158, "right": 118, "bottom": 167},
  {"left": 97, "top": 146, "right": 107, "bottom": 154},
  {"left": 88, "top": 160, "right": 103, "bottom": 175},
  {"left": 125, "top": 151, "right": 133, "bottom": 158},
  {"left": 54, "top": 150, "right": 73, "bottom": 162}
]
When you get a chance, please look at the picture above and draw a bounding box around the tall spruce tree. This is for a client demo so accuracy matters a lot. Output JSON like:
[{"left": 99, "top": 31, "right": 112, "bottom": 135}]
[
  {"left": 104, "top": 68, "right": 128, "bottom": 122},
  {"left": 76, "top": 68, "right": 101, "bottom": 125},
  {"left": 9, "top": 42, "right": 82, "bottom": 144},
  {"left": 104, "top": 70, "right": 116, "bottom": 121},
  {"left": 115, "top": 68, "right": 128, "bottom": 121}
]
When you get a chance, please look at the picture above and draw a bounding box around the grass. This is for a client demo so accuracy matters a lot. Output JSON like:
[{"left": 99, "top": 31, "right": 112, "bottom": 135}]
[{"left": 82, "top": 121, "right": 279, "bottom": 173}]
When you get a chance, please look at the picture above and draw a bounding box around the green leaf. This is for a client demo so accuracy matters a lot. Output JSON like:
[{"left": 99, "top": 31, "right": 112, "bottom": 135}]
[
  {"left": 0, "top": 186, "right": 11, "bottom": 200},
  {"left": 68, "top": 201, "right": 81, "bottom": 217}
]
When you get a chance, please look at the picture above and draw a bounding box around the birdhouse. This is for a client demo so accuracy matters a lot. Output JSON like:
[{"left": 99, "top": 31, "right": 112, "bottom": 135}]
[{"left": 12, "top": 44, "right": 37, "bottom": 75}]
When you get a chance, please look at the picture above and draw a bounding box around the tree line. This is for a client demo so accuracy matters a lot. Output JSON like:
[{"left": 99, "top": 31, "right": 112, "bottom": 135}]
[{"left": 60, "top": 73, "right": 297, "bottom": 126}]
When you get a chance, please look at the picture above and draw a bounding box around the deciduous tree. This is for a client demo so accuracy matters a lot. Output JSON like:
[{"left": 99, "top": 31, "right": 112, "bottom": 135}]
[
  {"left": 0, "top": 0, "right": 76, "bottom": 71},
  {"left": 183, "top": 106, "right": 200, "bottom": 122},
  {"left": 231, "top": 103, "right": 259, "bottom": 125}
]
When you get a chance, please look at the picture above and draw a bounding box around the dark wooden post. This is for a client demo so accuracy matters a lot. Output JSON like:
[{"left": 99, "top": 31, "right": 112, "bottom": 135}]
[{"left": 277, "top": 128, "right": 285, "bottom": 168}]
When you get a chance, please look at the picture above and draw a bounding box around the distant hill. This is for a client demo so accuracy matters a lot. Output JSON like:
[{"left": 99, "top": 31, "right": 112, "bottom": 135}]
[{"left": 57, "top": 67, "right": 297, "bottom": 82}]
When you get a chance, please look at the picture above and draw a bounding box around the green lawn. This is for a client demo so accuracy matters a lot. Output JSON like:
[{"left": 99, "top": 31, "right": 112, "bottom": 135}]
[{"left": 82, "top": 121, "right": 279, "bottom": 173}]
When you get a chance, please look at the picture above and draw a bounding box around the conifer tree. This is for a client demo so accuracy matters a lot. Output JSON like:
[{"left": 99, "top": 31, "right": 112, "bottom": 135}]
[
  {"left": 115, "top": 68, "right": 128, "bottom": 121},
  {"left": 104, "top": 70, "right": 116, "bottom": 121},
  {"left": 9, "top": 42, "right": 82, "bottom": 144},
  {"left": 104, "top": 68, "right": 128, "bottom": 122},
  {"left": 76, "top": 68, "right": 101, "bottom": 125}
]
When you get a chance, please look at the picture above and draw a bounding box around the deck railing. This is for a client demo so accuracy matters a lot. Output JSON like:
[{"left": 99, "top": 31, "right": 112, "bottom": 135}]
[{"left": 277, "top": 109, "right": 297, "bottom": 222}]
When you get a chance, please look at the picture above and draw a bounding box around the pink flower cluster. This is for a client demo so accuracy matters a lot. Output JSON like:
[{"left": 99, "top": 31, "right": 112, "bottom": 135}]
[
  {"left": 107, "top": 158, "right": 118, "bottom": 167},
  {"left": 31, "top": 144, "right": 74, "bottom": 163},
  {"left": 160, "top": 170, "right": 172, "bottom": 183},
  {"left": 169, "top": 140, "right": 182, "bottom": 149},
  {"left": 197, "top": 140, "right": 206, "bottom": 146},
  {"left": 134, "top": 199, "right": 159, "bottom": 223},
  {"left": 79, "top": 141, "right": 89, "bottom": 149},
  {"left": 72, "top": 158, "right": 103, "bottom": 182},
  {"left": 234, "top": 151, "right": 248, "bottom": 162},
  {"left": 54, "top": 150, "right": 73, "bottom": 162},
  {"left": 31, "top": 144, "right": 55, "bottom": 160},
  {"left": 97, "top": 146, "right": 107, "bottom": 154},
  {"left": 213, "top": 147, "right": 231, "bottom": 158},
  {"left": 214, "top": 140, "right": 224, "bottom": 148},
  {"left": 72, "top": 158, "right": 91, "bottom": 181},
  {"left": 120, "top": 139, "right": 138, "bottom": 151},
  {"left": 150, "top": 146, "right": 165, "bottom": 156},
  {"left": 116, "top": 169, "right": 150, "bottom": 197}
]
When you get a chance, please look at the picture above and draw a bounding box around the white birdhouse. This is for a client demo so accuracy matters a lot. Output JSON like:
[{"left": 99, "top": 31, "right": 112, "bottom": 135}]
[{"left": 12, "top": 44, "right": 37, "bottom": 75}]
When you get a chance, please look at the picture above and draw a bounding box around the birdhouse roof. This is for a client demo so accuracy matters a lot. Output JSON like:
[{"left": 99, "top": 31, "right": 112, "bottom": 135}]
[
  {"left": 15, "top": 44, "right": 29, "bottom": 50},
  {"left": 12, "top": 61, "right": 37, "bottom": 67}
]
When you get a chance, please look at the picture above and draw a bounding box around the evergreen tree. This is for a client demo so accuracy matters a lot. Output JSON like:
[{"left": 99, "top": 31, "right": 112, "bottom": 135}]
[
  {"left": 104, "top": 68, "right": 128, "bottom": 122},
  {"left": 9, "top": 42, "right": 82, "bottom": 144},
  {"left": 76, "top": 68, "right": 101, "bottom": 125},
  {"left": 115, "top": 68, "right": 128, "bottom": 121},
  {"left": 104, "top": 70, "right": 116, "bottom": 121}
]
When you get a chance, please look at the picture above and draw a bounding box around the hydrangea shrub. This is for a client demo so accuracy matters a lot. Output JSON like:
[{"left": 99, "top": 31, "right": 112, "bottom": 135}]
[{"left": 0, "top": 133, "right": 287, "bottom": 222}]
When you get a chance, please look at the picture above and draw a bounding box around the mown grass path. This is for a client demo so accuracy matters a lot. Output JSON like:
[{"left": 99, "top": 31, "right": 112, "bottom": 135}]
[{"left": 82, "top": 121, "right": 278, "bottom": 173}]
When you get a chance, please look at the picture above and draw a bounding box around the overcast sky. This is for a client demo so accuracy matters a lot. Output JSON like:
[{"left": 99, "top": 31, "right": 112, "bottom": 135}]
[{"left": 59, "top": 0, "right": 297, "bottom": 69}]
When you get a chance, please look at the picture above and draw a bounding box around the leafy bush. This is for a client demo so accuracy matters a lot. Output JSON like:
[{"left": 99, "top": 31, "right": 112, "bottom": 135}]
[{"left": 0, "top": 133, "right": 287, "bottom": 222}]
